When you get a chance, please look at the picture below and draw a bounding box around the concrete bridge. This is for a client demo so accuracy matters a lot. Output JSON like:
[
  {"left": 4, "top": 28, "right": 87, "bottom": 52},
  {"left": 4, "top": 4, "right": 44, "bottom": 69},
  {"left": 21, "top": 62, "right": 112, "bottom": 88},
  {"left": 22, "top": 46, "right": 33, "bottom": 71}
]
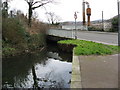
[
  {"left": 47, "top": 29, "right": 118, "bottom": 45},
  {"left": 47, "top": 29, "right": 74, "bottom": 39}
]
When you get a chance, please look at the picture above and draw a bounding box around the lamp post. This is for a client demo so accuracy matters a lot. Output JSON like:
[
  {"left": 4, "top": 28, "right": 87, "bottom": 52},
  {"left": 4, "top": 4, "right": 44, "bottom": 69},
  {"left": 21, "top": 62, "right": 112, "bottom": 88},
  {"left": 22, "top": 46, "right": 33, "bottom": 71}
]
[
  {"left": 82, "top": 0, "right": 91, "bottom": 30},
  {"left": 117, "top": 0, "right": 120, "bottom": 46},
  {"left": 102, "top": 11, "right": 104, "bottom": 31},
  {"left": 86, "top": 2, "right": 91, "bottom": 26}
]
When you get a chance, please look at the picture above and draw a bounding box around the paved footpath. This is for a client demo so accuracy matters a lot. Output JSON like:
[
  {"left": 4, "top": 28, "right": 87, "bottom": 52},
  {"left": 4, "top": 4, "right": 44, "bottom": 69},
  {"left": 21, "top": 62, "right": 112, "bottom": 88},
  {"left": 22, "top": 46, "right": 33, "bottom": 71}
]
[{"left": 78, "top": 54, "right": 119, "bottom": 88}]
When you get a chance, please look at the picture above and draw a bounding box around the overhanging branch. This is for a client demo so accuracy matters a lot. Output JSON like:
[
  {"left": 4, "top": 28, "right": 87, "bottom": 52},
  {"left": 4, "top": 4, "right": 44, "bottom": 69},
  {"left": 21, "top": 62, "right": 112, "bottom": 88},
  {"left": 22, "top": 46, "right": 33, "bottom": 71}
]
[{"left": 32, "top": 1, "right": 51, "bottom": 10}]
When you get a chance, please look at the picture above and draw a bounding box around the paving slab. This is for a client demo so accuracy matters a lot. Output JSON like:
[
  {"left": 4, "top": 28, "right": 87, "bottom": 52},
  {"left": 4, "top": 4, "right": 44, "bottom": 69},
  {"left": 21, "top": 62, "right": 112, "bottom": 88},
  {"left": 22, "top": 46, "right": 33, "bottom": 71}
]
[
  {"left": 71, "top": 81, "right": 82, "bottom": 88},
  {"left": 72, "top": 65, "right": 81, "bottom": 75},
  {"left": 79, "top": 54, "right": 118, "bottom": 88},
  {"left": 71, "top": 75, "right": 81, "bottom": 82}
]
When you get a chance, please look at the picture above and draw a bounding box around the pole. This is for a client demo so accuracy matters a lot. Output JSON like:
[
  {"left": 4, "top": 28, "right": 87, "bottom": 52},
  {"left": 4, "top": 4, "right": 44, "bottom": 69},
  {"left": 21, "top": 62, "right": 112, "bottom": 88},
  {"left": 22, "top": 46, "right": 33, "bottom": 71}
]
[
  {"left": 83, "top": 0, "right": 86, "bottom": 26},
  {"left": 102, "top": 11, "right": 104, "bottom": 31},
  {"left": 75, "top": 18, "right": 77, "bottom": 39},
  {"left": 74, "top": 12, "right": 77, "bottom": 39},
  {"left": 118, "top": 0, "right": 120, "bottom": 46},
  {"left": 118, "top": 1, "right": 120, "bottom": 89},
  {"left": 88, "top": 16, "right": 90, "bottom": 26}
]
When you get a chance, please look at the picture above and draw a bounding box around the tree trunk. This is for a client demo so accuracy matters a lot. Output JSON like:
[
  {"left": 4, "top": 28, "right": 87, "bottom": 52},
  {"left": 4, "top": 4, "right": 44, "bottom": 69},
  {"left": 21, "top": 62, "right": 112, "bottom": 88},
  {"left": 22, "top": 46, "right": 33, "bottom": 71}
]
[{"left": 28, "top": 4, "right": 32, "bottom": 27}]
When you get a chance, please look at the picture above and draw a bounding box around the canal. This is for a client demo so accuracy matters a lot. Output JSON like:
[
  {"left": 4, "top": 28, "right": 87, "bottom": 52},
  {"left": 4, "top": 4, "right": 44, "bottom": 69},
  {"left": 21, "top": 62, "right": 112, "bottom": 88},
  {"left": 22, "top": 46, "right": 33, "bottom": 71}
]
[{"left": 2, "top": 41, "right": 72, "bottom": 88}]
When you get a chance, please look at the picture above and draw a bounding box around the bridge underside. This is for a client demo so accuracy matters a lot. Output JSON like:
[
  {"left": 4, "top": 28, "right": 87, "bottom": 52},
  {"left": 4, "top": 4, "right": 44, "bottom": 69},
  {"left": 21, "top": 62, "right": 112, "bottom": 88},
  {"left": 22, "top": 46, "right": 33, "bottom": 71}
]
[{"left": 46, "top": 35, "right": 71, "bottom": 42}]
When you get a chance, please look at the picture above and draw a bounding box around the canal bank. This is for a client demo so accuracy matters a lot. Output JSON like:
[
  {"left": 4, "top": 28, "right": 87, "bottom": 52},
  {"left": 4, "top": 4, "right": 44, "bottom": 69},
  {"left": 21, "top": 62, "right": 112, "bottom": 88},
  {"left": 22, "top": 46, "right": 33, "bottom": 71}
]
[
  {"left": 56, "top": 40, "right": 82, "bottom": 88},
  {"left": 2, "top": 41, "right": 72, "bottom": 88},
  {"left": 70, "top": 51, "right": 82, "bottom": 88},
  {"left": 52, "top": 38, "right": 119, "bottom": 88}
]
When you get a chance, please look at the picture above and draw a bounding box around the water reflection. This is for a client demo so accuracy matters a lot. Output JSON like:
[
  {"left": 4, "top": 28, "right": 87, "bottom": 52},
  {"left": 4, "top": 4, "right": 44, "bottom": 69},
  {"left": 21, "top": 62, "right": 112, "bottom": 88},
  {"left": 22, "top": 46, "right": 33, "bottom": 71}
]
[
  {"left": 2, "top": 43, "right": 72, "bottom": 88},
  {"left": 30, "top": 58, "right": 71, "bottom": 88},
  {"left": 2, "top": 49, "right": 47, "bottom": 88}
]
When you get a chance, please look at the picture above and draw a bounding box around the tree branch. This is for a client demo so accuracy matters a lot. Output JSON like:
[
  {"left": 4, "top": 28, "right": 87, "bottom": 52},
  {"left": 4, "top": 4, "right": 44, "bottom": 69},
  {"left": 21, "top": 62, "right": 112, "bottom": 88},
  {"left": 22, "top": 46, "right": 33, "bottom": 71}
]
[
  {"left": 32, "top": 1, "right": 41, "bottom": 6},
  {"left": 32, "top": 1, "right": 51, "bottom": 10}
]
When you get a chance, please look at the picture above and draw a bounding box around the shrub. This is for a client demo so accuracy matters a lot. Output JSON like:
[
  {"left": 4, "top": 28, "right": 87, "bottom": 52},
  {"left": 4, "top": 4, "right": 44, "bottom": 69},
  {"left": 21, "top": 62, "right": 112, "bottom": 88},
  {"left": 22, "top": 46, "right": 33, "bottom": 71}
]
[
  {"left": 2, "top": 17, "right": 28, "bottom": 49},
  {"left": 88, "top": 26, "right": 103, "bottom": 31},
  {"left": 2, "top": 47, "right": 16, "bottom": 56},
  {"left": 2, "top": 12, "right": 48, "bottom": 57},
  {"left": 27, "top": 34, "right": 46, "bottom": 50},
  {"left": 111, "top": 17, "right": 118, "bottom": 32}
]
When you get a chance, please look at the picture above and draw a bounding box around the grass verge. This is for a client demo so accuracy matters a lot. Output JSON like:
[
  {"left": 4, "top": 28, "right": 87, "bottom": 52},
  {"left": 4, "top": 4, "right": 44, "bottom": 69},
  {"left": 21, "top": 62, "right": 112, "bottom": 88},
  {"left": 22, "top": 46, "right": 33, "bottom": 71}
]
[{"left": 58, "top": 39, "right": 119, "bottom": 55}]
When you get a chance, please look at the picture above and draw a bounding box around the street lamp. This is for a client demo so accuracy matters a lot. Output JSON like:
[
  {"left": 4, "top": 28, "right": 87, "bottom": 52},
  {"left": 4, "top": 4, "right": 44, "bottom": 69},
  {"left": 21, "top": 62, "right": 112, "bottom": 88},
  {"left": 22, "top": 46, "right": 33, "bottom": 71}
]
[{"left": 82, "top": 0, "right": 91, "bottom": 29}]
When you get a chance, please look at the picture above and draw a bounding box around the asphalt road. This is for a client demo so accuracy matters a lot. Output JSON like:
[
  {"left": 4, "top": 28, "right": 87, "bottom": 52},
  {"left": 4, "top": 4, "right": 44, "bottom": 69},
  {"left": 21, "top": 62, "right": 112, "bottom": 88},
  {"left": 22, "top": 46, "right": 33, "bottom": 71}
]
[
  {"left": 48, "top": 29, "right": 118, "bottom": 45},
  {"left": 76, "top": 31, "right": 118, "bottom": 45}
]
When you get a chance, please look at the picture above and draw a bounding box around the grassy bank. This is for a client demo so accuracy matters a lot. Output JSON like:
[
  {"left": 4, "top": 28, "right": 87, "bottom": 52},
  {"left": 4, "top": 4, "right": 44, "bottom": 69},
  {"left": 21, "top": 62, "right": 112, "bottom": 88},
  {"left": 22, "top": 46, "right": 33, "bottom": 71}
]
[
  {"left": 2, "top": 33, "right": 46, "bottom": 57},
  {"left": 58, "top": 39, "right": 119, "bottom": 55}
]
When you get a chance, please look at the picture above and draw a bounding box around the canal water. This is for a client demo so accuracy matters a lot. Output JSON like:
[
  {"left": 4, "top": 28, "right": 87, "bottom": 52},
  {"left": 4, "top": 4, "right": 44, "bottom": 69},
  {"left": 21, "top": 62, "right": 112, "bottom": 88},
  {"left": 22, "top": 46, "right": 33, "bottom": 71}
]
[{"left": 2, "top": 42, "right": 72, "bottom": 88}]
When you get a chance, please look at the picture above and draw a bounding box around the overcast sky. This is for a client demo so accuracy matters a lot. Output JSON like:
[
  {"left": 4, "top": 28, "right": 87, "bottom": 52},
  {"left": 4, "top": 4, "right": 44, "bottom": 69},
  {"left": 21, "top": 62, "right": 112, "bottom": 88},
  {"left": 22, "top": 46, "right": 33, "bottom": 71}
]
[{"left": 8, "top": 0, "right": 119, "bottom": 22}]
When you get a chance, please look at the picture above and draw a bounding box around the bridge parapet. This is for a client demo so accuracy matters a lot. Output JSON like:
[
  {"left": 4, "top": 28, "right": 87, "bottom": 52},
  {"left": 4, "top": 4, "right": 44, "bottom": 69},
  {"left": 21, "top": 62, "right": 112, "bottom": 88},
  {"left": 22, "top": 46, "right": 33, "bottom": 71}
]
[{"left": 47, "top": 29, "right": 74, "bottom": 38}]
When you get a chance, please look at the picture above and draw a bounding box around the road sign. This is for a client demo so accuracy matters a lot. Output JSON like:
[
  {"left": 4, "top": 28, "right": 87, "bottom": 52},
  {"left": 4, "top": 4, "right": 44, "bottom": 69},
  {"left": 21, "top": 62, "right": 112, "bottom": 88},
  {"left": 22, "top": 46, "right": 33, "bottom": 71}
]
[{"left": 74, "top": 12, "right": 77, "bottom": 19}]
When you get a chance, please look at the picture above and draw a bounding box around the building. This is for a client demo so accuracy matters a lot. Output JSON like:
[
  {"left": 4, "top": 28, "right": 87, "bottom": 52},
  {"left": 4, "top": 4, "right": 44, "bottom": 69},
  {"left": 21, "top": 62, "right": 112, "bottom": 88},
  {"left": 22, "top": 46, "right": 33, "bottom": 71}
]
[{"left": 91, "top": 20, "right": 112, "bottom": 31}]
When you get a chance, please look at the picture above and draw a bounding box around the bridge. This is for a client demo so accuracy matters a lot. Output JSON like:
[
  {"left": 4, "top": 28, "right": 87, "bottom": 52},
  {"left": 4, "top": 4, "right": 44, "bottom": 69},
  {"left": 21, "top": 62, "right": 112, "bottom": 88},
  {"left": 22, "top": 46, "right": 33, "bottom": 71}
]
[
  {"left": 47, "top": 29, "right": 74, "bottom": 38},
  {"left": 47, "top": 29, "right": 118, "bottom": 45}
]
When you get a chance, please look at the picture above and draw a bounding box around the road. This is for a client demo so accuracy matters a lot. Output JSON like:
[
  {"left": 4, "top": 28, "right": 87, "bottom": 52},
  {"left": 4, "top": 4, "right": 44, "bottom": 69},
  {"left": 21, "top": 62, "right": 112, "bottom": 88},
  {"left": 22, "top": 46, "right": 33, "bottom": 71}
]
[
  {"left": 76, "top": 31, "right": 118, "bottom": 45},
  {"left": 48, "top": 29, "right": 118, "bottom": 45}
]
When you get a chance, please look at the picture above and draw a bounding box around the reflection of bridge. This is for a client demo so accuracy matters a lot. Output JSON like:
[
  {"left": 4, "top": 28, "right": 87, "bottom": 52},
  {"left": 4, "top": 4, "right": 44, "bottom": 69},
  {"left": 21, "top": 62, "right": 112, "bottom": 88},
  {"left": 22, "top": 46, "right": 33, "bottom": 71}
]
[{"left": 47, "top": 29, "right": 118, "bottom": 45}]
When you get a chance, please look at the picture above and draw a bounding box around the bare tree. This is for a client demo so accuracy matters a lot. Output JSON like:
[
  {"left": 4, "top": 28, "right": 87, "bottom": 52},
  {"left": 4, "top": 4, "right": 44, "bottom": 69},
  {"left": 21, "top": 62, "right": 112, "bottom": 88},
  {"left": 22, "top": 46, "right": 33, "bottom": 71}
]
[
  {"left": 25, "top": 0, "right": 55, "bottom": 27},
  {"left": 2, "top": 0, "right": 13, "bottom": 18},
  {"left": 45, "top": 12, "right": 61, "bottom": 25}
]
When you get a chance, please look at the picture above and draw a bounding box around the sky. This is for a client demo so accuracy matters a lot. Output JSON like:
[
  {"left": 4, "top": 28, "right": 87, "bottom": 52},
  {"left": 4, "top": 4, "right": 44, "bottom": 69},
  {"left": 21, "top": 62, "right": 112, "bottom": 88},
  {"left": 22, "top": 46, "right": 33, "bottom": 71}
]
[{"left": 7, "top": 0, "right": 119, "bottom": 22}]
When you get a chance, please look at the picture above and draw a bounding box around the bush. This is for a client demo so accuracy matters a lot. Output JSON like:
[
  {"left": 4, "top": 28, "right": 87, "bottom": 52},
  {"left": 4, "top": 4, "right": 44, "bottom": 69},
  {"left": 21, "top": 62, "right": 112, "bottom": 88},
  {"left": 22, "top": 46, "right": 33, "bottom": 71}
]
[
  {"left": 27, "top": 34, "right": 46, "bottom": 50},
  {"left": 88, "top": 26, "right": 103, "bottom": 31},
  {"left": 2, "top": 12, "right": 48, "bottom": 57},
  {"left": 111, "top": 17, "right": 118, "bottom": 32},
  {"left": 2, "top": 17, "right": 28, "bottom": 49},
  {"left": 2, "top": 47, "right": 16, "bottom": 56}
]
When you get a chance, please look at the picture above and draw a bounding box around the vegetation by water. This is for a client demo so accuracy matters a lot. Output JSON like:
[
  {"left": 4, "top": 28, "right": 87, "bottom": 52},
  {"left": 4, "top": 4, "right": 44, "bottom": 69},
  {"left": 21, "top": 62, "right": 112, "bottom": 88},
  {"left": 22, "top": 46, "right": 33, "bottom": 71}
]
[
  {"left": 2, "top": 10, "right": 47, "bottom": 57},
  {"left": 58, "top": 39, "right": 119, "bottom": 55},
  {"left": 2, "top": 43, "right": 72, "bottom": 88}
]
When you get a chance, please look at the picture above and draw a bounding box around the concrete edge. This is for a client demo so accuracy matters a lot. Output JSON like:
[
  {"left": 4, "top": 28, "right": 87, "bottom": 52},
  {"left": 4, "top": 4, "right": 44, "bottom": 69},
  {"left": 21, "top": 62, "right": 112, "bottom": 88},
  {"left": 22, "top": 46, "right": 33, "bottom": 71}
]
[{"left": 70, "top": 50, "right": 82, "bottom": 88}]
